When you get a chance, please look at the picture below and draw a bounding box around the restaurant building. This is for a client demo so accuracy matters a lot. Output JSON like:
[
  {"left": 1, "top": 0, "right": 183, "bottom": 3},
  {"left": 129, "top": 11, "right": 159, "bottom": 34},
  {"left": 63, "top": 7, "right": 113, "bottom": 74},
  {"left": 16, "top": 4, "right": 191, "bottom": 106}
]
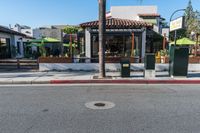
[
  {"left": 79, "top": 18, "right": 157, "bottom": 63},
  {"left": 78, "top": 6, "right": 167, "bottom": 63}
]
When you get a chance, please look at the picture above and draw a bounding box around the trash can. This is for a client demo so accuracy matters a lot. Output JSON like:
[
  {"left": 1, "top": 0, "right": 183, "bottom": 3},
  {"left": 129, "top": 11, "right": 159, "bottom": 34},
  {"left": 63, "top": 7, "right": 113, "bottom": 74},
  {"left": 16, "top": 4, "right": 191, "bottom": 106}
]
[
  {"left": 121, "top": 58, "right": 130, "bottom": 77},
  {"left": 169, "top": 45, "right": 189, "bottom": 77},
  {"left": 144, "top": 53, "right": 156, "bottom": 78},
  {"left": 144, "top": 53, "right": 155, "bottom": 70}
]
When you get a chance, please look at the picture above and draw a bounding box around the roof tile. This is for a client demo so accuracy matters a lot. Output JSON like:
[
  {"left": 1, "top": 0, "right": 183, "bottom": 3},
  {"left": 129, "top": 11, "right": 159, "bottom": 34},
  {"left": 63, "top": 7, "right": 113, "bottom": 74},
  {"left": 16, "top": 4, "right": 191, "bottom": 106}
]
[{"left": 80, "top": 18, "right": 152, "bottom": 29}]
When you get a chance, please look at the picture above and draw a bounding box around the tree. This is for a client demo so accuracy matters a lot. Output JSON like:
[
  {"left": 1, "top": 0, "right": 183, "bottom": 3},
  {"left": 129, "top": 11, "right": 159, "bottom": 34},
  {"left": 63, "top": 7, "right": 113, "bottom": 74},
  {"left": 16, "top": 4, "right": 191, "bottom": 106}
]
[
  {"left": 64, "top": 26, "right": 81, "bottom": 57},
  {"left": 98, "top": 0, "right": 106, "bottom": 78},
  {"left": 169, "top": 0, "right": 200, "bottom": 41},
  {"left": 184, "top": 0, "right": 200, "bottom": 39}
]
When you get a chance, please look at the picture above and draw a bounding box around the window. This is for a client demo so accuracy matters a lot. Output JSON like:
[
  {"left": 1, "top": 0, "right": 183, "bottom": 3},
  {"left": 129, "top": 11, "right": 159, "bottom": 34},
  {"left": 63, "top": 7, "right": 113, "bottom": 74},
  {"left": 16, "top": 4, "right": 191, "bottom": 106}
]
[
  {"left": 91, "top": 33, "right": 142, "bottom": 58},
  {"left": 0, "top": 38, "right": 11, "bottom": 59}
]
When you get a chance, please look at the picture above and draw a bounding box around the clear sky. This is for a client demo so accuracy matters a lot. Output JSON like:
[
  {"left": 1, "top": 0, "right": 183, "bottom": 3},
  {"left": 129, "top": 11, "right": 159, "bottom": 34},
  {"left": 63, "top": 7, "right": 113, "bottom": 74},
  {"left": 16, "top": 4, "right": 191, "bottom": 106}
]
[{"left": 0, "top": 0, "right": 199, "bottom": 28}]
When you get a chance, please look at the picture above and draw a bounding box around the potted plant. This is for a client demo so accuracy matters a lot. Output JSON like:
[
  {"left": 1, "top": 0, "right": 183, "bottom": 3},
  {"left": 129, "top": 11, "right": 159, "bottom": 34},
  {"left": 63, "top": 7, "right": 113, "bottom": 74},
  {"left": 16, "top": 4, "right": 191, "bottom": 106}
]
[
  {"left": 133, "top": 49, "right": 140, "bottom": 63},
  {"left": 160, "top": 49, "right": 169, "bottom": 63}
]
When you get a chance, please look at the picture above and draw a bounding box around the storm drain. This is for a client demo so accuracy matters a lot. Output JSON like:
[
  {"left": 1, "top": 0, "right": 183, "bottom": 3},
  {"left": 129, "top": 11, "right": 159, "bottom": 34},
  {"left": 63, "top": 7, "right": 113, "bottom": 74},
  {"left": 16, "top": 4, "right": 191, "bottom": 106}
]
[{"left": 85, "top": 101, "right": 115, "bottom": 110}]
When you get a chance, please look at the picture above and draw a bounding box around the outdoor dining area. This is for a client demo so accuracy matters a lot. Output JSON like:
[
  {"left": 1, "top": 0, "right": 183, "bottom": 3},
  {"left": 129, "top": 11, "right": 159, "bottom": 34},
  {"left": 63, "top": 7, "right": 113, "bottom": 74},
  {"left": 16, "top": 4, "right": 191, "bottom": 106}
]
[
  {"left": 25, "top": 37, "right": 76, "bottom": 59},
  {"left": 156, "top": 37, "right": 200, "bottom": 64}
]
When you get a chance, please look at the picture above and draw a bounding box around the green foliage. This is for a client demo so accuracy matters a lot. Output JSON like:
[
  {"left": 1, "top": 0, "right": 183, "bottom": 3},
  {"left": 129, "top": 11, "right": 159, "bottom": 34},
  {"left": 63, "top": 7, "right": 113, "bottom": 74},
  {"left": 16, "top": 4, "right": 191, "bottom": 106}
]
[
  {"left": 170, "top": 0, "right": 200, "bottom": 41},
  {"left": 160, "top": 49, "right": 169, "bottom": 56},
  {"left": 63, "top": 26, "right": 82, "bottom": 34}
]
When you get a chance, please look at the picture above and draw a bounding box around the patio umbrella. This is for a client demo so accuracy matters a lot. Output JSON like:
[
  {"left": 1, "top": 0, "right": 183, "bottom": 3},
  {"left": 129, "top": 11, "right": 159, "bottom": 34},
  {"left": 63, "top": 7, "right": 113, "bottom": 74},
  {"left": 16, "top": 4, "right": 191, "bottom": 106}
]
[
  {"left": 170, "top": 37, "right": 196, "bottom": 45},
  {"left": 30, "top": 37, "right": 61, "bottom": 43},
  {"left": 63, "top": 43, "right": 76, "bottom": 48},
  {"left": 27, "top": 43, "right": 43, "bottom": 47}
]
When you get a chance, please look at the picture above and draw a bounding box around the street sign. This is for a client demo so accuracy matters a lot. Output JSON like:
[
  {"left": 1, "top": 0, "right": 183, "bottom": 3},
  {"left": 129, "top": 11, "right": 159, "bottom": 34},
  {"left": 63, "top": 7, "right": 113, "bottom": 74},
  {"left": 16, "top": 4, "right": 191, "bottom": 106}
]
[{"left": 170, "top": 16, "right": 185, "bottom": 32}]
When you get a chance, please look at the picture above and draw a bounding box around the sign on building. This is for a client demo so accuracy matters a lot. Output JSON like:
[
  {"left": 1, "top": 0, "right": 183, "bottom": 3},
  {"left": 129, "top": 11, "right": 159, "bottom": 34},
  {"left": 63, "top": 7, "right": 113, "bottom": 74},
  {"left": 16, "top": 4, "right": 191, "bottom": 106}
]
[{"left": 170, "top": 17, "right": 185, "bottom": 32}]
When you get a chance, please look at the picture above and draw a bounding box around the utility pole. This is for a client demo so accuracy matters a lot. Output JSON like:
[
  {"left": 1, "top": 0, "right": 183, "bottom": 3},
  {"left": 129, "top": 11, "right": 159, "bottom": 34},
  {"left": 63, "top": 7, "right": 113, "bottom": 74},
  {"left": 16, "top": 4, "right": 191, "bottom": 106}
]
[{"left": 98, "top": 0, "right": 106, "bottom": 78}]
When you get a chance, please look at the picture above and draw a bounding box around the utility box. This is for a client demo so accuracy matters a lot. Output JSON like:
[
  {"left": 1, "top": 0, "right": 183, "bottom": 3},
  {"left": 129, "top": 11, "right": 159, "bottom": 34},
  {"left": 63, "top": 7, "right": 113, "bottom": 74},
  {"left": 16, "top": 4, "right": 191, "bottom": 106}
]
[
  {"left": 169, "top": 45, "right": 189, "bottom": 77},
  {"left": 144, "top": 54, "right": 156, "bottom": 78},
  {"left": 121, "top": 58, "right": 130, "bottom": 77}
]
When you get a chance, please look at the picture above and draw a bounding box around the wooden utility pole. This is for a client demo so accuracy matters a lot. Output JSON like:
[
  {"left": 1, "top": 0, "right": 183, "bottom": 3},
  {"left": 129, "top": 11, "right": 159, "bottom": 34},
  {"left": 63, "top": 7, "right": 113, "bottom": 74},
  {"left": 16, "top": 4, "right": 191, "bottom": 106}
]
[
  {"left": 98, "top": 0, "right": 106, "bottom": 78},
  {"left": 163, "top": 33, "right": 166, "bottom": 50},
  {"left": 131, "top": 32, "right": 135, "bottom": 57},
  {"left": 195, "top": 33, "right": 199, "bottom": 57}
]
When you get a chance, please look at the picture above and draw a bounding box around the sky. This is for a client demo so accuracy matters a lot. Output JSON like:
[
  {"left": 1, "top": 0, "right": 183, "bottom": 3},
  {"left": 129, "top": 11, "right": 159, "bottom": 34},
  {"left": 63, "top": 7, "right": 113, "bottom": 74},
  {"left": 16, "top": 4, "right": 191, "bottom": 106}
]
[{"left": 0, "top": 0, "right": 199, "bottom": 28}]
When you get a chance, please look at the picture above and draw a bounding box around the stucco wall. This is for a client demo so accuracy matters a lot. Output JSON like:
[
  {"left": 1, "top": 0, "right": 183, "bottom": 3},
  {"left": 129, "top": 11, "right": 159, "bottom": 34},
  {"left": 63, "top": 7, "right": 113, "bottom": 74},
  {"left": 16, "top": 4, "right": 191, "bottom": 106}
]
[
  {"left": 110, "top": 6, "right": 157, "bottom": 20},
  {"left": 33, "top": 28, "right": 62, "bottom": 41},
  {"left": 39, "top": 63, "right": 200, "bottom": 72}
]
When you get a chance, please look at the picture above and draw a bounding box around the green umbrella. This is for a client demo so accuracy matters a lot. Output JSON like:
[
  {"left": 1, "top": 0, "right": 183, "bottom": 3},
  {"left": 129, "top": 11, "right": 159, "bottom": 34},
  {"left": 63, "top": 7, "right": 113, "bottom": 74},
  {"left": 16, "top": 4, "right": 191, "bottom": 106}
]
[
  {"left": 27, "top": 43, "right": 43, "bottom": 47},
  {"left": 31, "top": 37, "right": 61, "bottom": 43},
  {"left": 63, "top": 43, "right": 76, "bottom": 48},
  {"left": 170, "top": 37, "right": 196, "bottom": 45}
]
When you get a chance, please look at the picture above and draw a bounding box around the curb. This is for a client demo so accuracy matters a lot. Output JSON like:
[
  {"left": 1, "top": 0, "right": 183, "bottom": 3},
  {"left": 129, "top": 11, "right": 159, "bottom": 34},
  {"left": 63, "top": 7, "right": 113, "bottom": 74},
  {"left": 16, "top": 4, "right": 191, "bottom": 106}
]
[
  {"left": 0, "top": 80, "right": 50, "bottom": 85},
  {"left": 50, "top": 79, "right": 200, "bottom": 84},
  {"left": 0, "top": 79, "right": 200, "bottom": 85}
]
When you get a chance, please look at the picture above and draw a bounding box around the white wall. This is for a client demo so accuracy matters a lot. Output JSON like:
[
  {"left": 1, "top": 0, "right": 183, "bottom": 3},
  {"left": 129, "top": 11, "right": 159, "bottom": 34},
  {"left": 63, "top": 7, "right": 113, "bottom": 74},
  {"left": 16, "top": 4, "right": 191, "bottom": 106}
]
[
  {"left": 39, "top": 63, "right": 200, "bottom": 72},
  {"left": 14, "top": 35, "right": 31, "bottom": 58},
  {"left": 85, "top": 28, "right": 91, "bottom": 62},
  {"left": 110, "top": 6, "right": 157, "bottom": 20}
]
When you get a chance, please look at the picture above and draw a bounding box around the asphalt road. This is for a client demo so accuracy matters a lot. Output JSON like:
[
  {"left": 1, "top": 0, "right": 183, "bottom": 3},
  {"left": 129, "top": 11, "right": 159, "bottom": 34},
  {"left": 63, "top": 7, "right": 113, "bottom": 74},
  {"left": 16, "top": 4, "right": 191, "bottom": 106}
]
[{"left": 0, "top": 84, "right": 200, "bottom": 133}]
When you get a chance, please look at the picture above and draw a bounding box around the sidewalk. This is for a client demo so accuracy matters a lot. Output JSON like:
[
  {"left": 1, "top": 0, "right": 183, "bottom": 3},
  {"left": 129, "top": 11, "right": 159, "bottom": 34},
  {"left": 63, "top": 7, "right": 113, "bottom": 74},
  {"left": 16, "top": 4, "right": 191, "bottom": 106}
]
[{"left": 0, "top": 71, "right": 200, "bottom": 84}]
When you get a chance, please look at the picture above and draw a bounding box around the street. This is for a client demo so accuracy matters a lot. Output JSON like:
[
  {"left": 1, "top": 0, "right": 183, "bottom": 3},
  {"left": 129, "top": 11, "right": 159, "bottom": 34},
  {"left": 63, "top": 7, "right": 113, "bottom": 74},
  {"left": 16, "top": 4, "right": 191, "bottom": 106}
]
[{"left": 0, "top": 84, "right": 200, "bottom": 133}]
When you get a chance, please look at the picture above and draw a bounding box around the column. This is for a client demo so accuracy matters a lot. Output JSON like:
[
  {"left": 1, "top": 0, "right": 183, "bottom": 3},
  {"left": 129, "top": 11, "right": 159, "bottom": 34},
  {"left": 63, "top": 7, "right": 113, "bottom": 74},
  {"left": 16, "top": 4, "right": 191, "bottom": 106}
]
[
  {"left": 141, "top": 28, "right": 146, "bottom": 62},
  {"left": 85, "top": 28, "right": 91, "bottom": 62}
]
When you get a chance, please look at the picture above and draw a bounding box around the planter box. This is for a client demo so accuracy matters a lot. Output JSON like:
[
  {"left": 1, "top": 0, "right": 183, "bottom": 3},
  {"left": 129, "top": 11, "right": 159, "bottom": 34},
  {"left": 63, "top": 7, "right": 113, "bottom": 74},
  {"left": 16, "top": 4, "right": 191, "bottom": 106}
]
[
  {"left": 189, "top": 57, "right": 200, "bottom": 63},
  {"left": 105, "top": 57, "right": 121, "bottom": 63},
  {"left": 38, "top": 57, "right": 72, "bottom": 63},
  {"left": 105, "top": 57, "right": 140, "bottom": 63},
  {"left": 161, "top": 56, "right": 169, "bottom": 63}
]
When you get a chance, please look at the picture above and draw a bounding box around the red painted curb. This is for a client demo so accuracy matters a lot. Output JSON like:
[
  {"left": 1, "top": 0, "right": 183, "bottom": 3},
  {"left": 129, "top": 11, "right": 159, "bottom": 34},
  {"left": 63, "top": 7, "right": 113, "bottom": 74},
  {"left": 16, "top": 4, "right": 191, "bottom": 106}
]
[{"left": 50, "top": 79, "right": 200, "bottom": 84}]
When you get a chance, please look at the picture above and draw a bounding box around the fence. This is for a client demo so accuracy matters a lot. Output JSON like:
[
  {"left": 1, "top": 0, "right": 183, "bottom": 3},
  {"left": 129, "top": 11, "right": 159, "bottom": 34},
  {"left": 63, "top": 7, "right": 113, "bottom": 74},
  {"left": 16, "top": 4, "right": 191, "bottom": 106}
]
[{"left": 0, "top": 59, "right": 39, "bottom": 70}]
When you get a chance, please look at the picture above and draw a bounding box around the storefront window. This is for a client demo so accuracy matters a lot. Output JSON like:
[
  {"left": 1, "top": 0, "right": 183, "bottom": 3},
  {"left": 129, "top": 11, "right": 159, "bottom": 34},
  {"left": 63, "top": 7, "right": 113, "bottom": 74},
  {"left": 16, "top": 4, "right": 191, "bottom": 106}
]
[{"left": 91, "top": 33, "right": 142, "bottom": 58}]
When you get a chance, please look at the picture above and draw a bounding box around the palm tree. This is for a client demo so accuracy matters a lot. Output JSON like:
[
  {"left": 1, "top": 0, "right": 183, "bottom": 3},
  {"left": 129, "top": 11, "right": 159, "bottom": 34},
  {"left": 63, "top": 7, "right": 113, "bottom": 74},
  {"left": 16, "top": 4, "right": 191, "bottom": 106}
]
[
  {"left": 98, "top": 0, "right": 106, "bottom": 78},
  {"left": 98, "top": 0, "right": 143, "bottom": 78}
]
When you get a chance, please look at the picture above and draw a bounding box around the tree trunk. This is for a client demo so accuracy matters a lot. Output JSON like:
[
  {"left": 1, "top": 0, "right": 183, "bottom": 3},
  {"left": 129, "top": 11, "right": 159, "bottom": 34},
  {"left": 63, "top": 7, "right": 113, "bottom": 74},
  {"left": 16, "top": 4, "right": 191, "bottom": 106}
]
[
  {"left": 70, "top": 34, "right": 72, "bottom": 58},
  {"left": 98, "top": 0, "right": 106, "bottom": 78}
]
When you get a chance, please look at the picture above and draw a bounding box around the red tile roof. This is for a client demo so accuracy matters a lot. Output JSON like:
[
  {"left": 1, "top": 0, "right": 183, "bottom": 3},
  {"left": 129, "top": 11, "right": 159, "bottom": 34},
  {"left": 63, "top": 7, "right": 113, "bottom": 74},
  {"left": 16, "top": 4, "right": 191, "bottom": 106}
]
[
  {"left": 80, "top": 18, "right": 153, "bottom": 29},
  {"left": 138, "top": 13, "right": 160, "bottom": 17}
]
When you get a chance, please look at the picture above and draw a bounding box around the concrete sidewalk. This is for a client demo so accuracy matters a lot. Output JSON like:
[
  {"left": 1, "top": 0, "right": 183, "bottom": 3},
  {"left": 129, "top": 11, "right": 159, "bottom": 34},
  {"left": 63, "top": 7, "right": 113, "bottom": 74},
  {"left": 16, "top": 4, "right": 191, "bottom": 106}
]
[{"left": 0, "top": 71, "right": 200, "bottom": 84}]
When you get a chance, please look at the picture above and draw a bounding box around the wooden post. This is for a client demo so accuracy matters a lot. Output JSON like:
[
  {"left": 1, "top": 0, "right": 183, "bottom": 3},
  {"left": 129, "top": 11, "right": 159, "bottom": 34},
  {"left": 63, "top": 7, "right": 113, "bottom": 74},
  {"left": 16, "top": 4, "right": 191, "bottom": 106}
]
[
  {"left": 163, "top": 33, "right": 166, "bottom": 50},
  {"left": 195, "top": 33, "right": 199, "bottom": 57},
  {"left": 98, "top": 0, "right": 106, "bottom": 78},
  {"left": 17, "top": 59, "right": 20, "bottom": 69},
  {"left": 70, "top": 34, "right": 72, "bottom": 58},
  {"left": 131, "top": 32, "right": 135, "bottom": 57}
]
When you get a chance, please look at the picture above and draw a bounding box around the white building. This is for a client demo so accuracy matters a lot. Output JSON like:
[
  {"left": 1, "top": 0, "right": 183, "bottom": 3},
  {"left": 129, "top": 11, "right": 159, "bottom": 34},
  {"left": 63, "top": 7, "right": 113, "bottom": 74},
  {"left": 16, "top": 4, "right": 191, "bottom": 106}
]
[
  {"left": 33, "top": 27, "right": 63, "bottom": 41},
  {"left": 107, "top": 6, "right": 168, "bottom": 34},
  {"left": 78, "top": 5, "right": 169, "bottom": 62},
  {"left": 0, "top": 25, "right": 32, "bottom": 59},
  {"left": 12, "top": 24, "right": 33, "bottom": 37}
]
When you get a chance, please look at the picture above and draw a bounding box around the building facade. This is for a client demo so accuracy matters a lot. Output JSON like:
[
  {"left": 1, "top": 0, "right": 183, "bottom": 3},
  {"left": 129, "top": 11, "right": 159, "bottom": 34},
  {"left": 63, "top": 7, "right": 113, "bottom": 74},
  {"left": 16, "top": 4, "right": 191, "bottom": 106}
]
[
  {"left": 33, "top": 27, "right": 63, "bottom": 41},
  {"left": 11, "top": 24, "right": 33, "bottom": 37},
  {"left": 78, "top": 6, "right": 168, "bottom": 63},
  {"left": 0, "top": 25, "right": 32, "bottom": 59},
  {"left": 107, "top": 6, "right": 168, "bottom": 34},
  {"left": 79, "top": 18, "right": 152, "bottom": 62}
]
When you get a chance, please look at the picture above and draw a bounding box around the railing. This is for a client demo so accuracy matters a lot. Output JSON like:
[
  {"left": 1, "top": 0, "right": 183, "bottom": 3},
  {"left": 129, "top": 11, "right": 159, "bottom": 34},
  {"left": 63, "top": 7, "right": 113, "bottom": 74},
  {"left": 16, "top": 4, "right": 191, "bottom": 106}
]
[{"left": 0, "top": 59, "right": 39, "bottom": 69}]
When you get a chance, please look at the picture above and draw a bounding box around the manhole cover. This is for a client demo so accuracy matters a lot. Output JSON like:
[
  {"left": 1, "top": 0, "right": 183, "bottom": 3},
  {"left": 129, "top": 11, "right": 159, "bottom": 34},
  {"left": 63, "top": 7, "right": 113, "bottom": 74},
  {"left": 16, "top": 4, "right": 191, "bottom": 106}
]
[{"left": 85, "top": 101, "right": 115, "bottom": 110}]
